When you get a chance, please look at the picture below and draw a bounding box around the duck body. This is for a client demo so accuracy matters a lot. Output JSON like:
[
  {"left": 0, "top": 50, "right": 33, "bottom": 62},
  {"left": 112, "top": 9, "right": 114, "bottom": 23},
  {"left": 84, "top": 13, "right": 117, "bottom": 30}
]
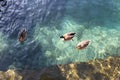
[
  {"left": 60, "top": 32, "right": 76, "bottom": 41},
  {"left": 18, "top": 29, "right": 27, "bottom": 42},
  {"left": 76, "top": 40, "right": 91, "bottom": 50}
]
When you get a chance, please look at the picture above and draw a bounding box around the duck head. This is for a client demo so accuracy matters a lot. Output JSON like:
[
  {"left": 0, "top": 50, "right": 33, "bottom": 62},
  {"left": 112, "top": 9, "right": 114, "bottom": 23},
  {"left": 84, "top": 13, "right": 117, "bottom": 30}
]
[{"left": 60, "top": 35, "right": 64, "bottom": 38}]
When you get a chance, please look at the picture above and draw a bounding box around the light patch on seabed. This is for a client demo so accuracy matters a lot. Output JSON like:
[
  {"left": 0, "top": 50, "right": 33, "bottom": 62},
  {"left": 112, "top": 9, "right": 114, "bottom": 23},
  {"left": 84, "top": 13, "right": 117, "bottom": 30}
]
[
  {"left": 81, "top": 26, "right": 120, "bottom": 59},
  {"left": 33, "top": 17, "right": 120, "bottom": 65},
  {"left": 0, "top": 32, "right": 8, "bottom": 55}
]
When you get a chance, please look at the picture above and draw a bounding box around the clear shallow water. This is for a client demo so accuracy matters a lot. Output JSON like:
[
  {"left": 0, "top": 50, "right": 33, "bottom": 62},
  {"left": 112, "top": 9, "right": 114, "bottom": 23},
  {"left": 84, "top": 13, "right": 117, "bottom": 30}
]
[{"left": 0, "top": 0, "right": 120, "bottom": 70}]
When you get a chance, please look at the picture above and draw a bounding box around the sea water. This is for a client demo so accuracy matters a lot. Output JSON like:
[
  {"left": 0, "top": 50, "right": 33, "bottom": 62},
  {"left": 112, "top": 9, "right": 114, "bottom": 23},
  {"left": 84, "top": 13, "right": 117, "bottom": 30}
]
[{"left": 0, "top": 0, "right": 120, "bottom": 70}]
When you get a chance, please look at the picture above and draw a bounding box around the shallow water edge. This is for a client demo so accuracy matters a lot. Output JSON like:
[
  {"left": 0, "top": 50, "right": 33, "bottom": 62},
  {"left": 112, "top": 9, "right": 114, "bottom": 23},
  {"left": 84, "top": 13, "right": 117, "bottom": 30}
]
[{"left": 0, "top": 56, "right": 120, "bottom": 80}]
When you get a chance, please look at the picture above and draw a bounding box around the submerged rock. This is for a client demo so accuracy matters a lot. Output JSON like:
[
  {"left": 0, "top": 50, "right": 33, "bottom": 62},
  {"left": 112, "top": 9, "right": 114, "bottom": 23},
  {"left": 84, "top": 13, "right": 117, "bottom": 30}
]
[
  {"left": 0, "top": 56, "right": 120, "bottom": 80},
  {"left": 0, "top": 69, "right": 22, "bottom": 80}
]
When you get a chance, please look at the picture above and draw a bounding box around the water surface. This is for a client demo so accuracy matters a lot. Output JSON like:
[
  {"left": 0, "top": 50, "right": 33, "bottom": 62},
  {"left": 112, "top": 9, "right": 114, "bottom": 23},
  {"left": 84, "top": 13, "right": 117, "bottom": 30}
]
[{"left": 0, "top": 0, "right": 120, "bottom": 70}]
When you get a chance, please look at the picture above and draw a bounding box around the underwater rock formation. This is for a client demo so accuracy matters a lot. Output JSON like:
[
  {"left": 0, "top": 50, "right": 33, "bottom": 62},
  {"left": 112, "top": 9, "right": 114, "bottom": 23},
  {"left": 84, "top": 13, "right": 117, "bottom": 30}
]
[{"left": 0, "top": 56, "right": 120, "bottom": 80}]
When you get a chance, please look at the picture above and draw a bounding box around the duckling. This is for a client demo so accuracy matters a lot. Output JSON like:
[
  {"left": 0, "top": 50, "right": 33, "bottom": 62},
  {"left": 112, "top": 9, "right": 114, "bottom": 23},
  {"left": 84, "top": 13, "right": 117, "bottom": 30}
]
[
  {"left": 60, "top": 32, "right": 76, "bottom": 41},
  {"left": 18, "top": 28, "right": 27, "bottom": 42},
  {"left": 76, "top": 40, "right": 91, "bottom": 50}
]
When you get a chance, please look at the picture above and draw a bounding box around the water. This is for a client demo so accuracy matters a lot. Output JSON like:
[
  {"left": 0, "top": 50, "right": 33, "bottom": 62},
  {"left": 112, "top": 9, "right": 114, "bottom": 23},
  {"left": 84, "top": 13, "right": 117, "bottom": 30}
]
[{"left": 0, "top": 0, "right": 120, "bottom": 70}]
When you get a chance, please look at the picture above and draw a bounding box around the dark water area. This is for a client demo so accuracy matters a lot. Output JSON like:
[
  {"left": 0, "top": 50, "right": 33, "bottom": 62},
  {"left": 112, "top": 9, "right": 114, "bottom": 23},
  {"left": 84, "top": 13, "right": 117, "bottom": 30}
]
[
  {"left": 66, "top": 0, "right": 120, "bottom": 27},
  {"left": 0, "top": 0, "right": 120, "bottom": 70},
  {"left": 0, "top": 0, "right": 67, "bottom": 70}
]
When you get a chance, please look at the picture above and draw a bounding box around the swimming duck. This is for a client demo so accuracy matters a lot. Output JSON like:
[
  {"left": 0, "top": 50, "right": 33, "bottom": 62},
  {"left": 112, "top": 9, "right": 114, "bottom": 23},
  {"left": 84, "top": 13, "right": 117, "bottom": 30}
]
[
  {"left": 60, "top": 32, "right": 76, "bottom": 41},
  {"left": 18, "top": 28, "right": 27, "bottom": 42},
  {"left": 76, "top": 40, "right": 91, "bottom": 50}
]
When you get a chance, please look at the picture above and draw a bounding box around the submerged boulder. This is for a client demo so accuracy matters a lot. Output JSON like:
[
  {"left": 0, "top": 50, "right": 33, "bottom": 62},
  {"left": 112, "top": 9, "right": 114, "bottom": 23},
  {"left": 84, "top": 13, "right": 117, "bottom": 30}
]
[{"left": 0, "top": 56, "right": 120, "bottom": 80}]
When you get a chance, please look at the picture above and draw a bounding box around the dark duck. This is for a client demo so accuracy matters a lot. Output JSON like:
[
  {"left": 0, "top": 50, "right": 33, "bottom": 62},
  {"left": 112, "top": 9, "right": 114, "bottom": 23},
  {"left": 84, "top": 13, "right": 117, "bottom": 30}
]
[{"left": 18, "top": 28, "right": 27, "bottom": 42}]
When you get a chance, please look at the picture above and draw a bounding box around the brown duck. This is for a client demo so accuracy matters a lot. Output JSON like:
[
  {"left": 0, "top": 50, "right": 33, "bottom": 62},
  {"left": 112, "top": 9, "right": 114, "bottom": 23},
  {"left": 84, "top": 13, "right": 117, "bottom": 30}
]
[
  {"left": 18, "top": 28, "right": 27, "bottom": 42},
  {"left": 76, "top": 40, "right": 91, "bottom": 50}
]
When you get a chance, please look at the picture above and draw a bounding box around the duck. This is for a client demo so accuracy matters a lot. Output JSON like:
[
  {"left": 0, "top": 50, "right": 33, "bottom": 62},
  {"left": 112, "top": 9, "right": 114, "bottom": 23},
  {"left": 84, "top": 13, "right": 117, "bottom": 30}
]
[
  {"left": 60, "top": 32, "right": 76, "bottom": 41},
  {"left": 76, "top": 40, "right": 91, "bottom": 50},
  {"left": 18, "top": 28, "right": 27, "bottom": 42}
]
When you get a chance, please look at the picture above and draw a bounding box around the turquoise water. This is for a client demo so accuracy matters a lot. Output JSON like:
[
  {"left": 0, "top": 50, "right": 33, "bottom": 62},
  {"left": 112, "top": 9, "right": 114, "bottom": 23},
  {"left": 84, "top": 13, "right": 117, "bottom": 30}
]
[{"left": 0, "top": 0, "right": 120, "bottom": 70}]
